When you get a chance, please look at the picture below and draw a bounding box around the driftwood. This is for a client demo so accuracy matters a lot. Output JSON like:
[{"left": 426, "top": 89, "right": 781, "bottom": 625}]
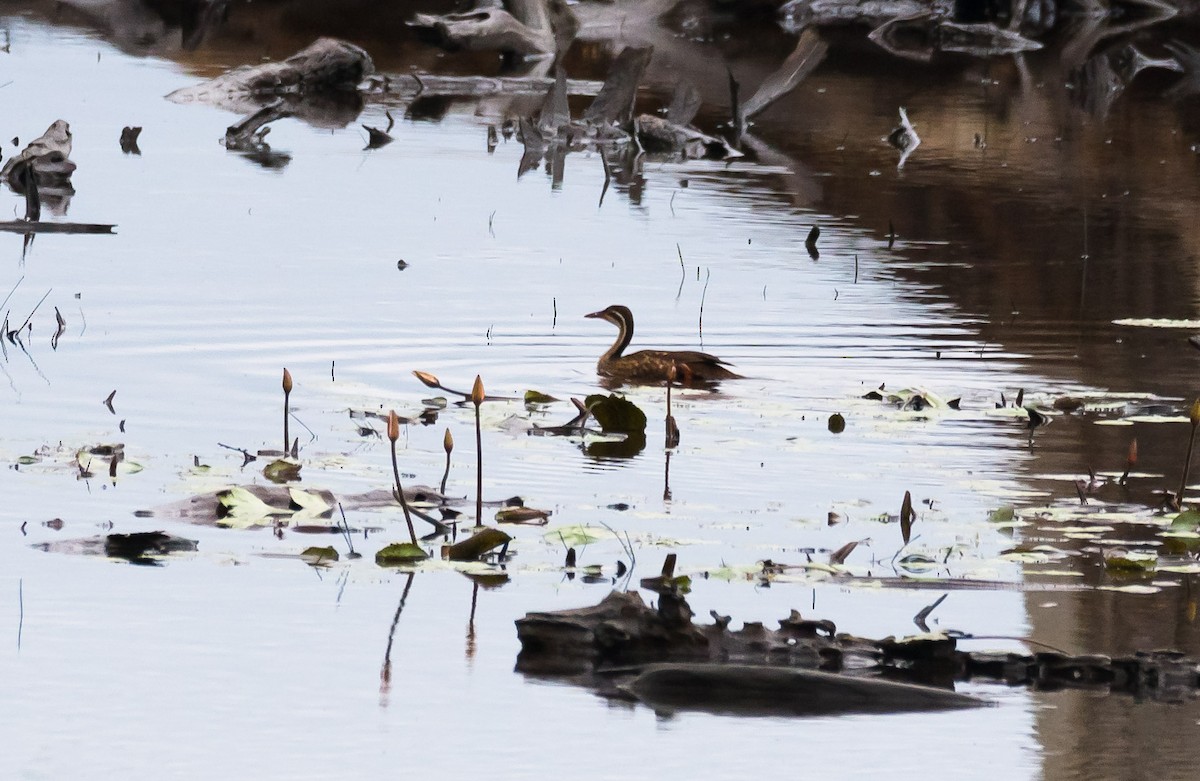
[
  {"left": 410, "top": 0, "right": 578, "bottom": 58},
  {"left": 0, "top": 222, "right": 115, "bottom": 235},
  {"left": 166, "top": 37, "right": 373, "bottom": 106},
  {"left": 0, "top": 120, "right": 74, "bottom": 182},
  {"left": 516, "top": 590, "right": 1200, "bottom": 714},
  {"left": 2, "top": 120, "right": 77, "bottom": 217}
]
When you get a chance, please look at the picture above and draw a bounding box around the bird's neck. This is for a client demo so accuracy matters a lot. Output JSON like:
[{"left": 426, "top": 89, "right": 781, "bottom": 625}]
[{"left": 602, "top": 312, "right": 633, "bottom": 362}]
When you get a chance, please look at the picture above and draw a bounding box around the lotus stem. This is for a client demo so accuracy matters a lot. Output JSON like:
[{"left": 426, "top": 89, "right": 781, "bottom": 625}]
[
  {"left": 388, "top": 410, "right": 418, "bottom": 545},
  {"left": 472, "top": 375, "right": 484, "bottom": 527},
  {"left": 1179, "top": 400, "right": 1200, "bottom": 507}
]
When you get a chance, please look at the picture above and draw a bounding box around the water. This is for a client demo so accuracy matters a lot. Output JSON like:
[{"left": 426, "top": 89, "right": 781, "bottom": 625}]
[{"left": 2, "top": 2, "right": 1199, "bottom": 778}]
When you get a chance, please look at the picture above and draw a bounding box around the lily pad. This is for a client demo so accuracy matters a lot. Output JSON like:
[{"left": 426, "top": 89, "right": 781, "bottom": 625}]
[
  {"left": 375, "top": 542, "right": 429, "bottom": 565},
  {"left": 301, "top": 546, "right": 339, "bottom": 564},
  {"left": 263, "top": 459, "right": 301, "bottom": 483},
  {"left": 584, "top": 394, "right": 647, "bottom": 433},
  {"left": 444, "top": 527, "right": 511, "bottom": 561},
  {"left": 545, "top": 524, "right": 617, "bottom": 547},
  {"left": 524, "top": 390, "right": 559, "bottom": 405}
]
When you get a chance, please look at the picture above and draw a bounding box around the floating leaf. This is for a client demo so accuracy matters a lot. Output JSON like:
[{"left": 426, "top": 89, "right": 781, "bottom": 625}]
[
  {"left": 584, "top": 394, "right": 647, "bottom": 433},
  {"left": 1113, "top": 318, "right": 1200, "bottom": 328},
  {"left": 1170, "top": 510, "right": 1200, "bottom": 531},
  {"left": 545, "top": 525, "right": 617, "bottom": 547},
  {"left": 444, "top": 527, "right": 511, "bottom": 561},
  {"left": 263, "top": 458, "right": 301, "bottom": 484},
  {"left": 496, "top": 507, "right": 551, "bottom": 525},
  {"left": 1097, "top": 584, "right": 1161, "bottom": 594},
  {"left": 16, "top": 455, "right": 39, "bottom": 465},
  {"left": 216, "top": 486, "right": 291, "bottom": 525},
  {"left": 988, "top": 506, "right": 1016, "bottom": 524},
  {"left": 301, "top": 546, "right": 338, "bottom": 564},
  {"left": 375, "top": 542, "right": 429, "bottom": 565},
  {"left": 640, "top": 574, "right": 692, "bottom": 594},
  {"left": 1104, "top": 552, "right": 1157, "bottom": 574},
  {"left": 524, "top": 390, "right": 559, "bottom": 405},
  {"left": 288, "top": 487, "right": 332, "bottom": 516},
  {"left": 828, "top": 413, "right": 845, "bottom": 434}
]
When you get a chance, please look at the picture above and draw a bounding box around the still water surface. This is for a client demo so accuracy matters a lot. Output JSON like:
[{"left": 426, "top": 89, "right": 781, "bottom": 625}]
[{"left": 2, "top": 3, "right": 1200, "bottom": 778}]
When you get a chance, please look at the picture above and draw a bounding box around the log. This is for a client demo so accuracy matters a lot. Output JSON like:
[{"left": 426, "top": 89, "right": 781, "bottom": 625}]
[
  {"left": 409, "top": 0, "right": 578, "bottom": 58},
  {"left": 0, "top": 221, "right": 114, "bottom": 235},
  {"left": 516, "top": 589, "right": 1200, "bottom": 706},
  {"left": 165, "top": 37, "right": 374, "bottom": 105}
]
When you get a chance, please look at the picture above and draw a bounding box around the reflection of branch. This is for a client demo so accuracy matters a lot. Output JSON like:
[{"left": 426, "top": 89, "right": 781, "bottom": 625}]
[
  {"left": 466, "top": 581, "right": 479, "bottom": 661},
  {"left": 380, "top": 571, "right": 415, "bottom": 706},
  {"left": 741, "top": 30, "right": 827, "bottom": 123}
]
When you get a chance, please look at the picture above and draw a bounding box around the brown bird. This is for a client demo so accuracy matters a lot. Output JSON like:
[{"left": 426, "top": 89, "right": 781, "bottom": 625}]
[{"left": 585, "top": 305, "right": 742, "bottom": 385}]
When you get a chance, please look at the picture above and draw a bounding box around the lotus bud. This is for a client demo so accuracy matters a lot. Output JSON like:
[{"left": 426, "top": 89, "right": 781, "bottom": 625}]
[
  {"left": 282, "top": 368, "right": 293, "bottom": 394},
  {"left": 413, "top": 370, "right": 440, "bottom": 389},
  {"left": 387, "top": 410, "right": 400, "bottom": 442},
  {"left": 471, "top": 375, "right": 485, "bottom": 406},
  {"left": 444, "top": 428, "right": 454, "bottom": 453}
]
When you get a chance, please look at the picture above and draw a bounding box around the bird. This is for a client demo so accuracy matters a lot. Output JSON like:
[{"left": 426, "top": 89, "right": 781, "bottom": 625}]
[{"left": 585, "top": 304, "right": 742, "bottom": 385}]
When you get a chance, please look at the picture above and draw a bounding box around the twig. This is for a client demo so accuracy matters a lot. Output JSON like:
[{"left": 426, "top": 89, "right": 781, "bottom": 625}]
[
  {"left": 19, "top": 288, "right": 51, "bottom": 331},
  {"left": 675, "top": 244, "right": 686, "bottom": 301},
  {"left": 336, "top": 503, "right": 356, "bottom": 556}
]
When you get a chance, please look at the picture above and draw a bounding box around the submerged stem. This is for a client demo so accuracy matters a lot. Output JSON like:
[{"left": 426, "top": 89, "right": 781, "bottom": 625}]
[{"left": 1180, "top": 424, "right": 1198, "bottom": 508}]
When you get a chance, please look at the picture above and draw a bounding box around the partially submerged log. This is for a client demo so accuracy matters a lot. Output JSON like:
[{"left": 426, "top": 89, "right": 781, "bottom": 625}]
[
  {"left": 0, "top": 221, "right": 115, "bottom": 235},
  {"left": 0, "top": 120, "right": 74, "bottom": 182},
  {"left": 516, "top": 590, "right": 1200, "bottom": 712},
  {"left": 166, "top": 37, "right": 374, "bottom": 106},
  {"left": 2, "top": 121, "right": 77, "bottom": 216}
]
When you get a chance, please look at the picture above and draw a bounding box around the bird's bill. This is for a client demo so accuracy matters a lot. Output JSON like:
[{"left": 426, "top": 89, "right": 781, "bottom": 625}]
[{"left": 584, "top": 309, "right": 607, "bottom": 319}]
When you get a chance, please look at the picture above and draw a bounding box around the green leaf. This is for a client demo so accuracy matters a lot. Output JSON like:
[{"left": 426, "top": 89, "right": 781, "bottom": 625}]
[
  {"left": 543, "top": 524, "right": 617, "bottom": 547},
  {"left": 524, "top": 390, "right": 559, "bottom": 405},
  {"left": 988, "top": 506, "right": 1016, "bottom": 524},
  {"left": 1170, "top": 510, "right": 1200, "bottom": 531},
  {"left": 288, "top": 487, "right": 331, "bottom": 516},
  {"left": 1104, "top": 553, "right": 1157, "bottom": 574},
  {"left": 375, "top": 542, "right": 429, "bottom": 565},
  {"left": 443, "top": 527, "right": 511, "bottom": 561},
  {"left": 301, "top": 546, "right": 339, "bottom": 564},
  {"left": 584, "top": 394, "right": 647, "bottom": 433},
  {"left": 263, "top": 459, "right": 302, "bottom": 484},
  {"left": 216, "top": 486, "right": 291, "bottom": 526}
]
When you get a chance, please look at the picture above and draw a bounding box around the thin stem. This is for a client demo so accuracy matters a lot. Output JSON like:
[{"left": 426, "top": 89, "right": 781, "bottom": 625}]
[
  {"left": 390, "top": 439, "right": 418, "bottom": 545},
  {"left": 1180, "top": 424, "right": 1198, "bottom": 508},
  {"left": 474, "top": 403, "right": 483, "bottom": 527}
]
